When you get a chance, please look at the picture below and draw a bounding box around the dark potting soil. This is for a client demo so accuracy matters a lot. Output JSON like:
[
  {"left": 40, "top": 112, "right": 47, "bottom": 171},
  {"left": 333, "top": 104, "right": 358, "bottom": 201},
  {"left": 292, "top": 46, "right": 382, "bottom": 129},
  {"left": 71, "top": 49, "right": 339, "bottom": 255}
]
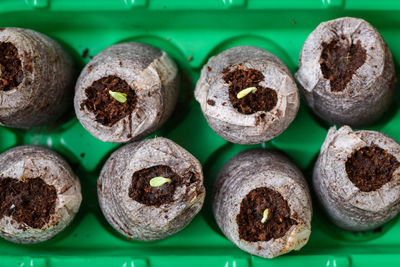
[
  {"left": 346, "top": 145, "right": 400, "bottom": 192},
  {"left": 222, "top": 65, "right": 277, "bottom": 115},
  {"left": 81, "top": 75, "right": 137, "bottom": 127},
  {"left": 0, "top": 42, "right": 23, "bottom": 91},
  {"left": 129, "top": 165, "right": 193, "bottom": 207},
  {"left": 0, "top": 177, "right": 57, "bottom": 229},
  {"left": 320, "top": 38, "right": 366, "bottom": 92},
  {"left": 236, "top": 187, "right": 297, "bottom": 242}
]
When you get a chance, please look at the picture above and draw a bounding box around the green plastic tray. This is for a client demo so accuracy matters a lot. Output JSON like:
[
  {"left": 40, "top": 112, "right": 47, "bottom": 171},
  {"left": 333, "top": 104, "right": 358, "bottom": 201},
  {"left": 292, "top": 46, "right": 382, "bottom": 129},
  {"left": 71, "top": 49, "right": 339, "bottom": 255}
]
[{"left": 1, "top": 0, "right": 400, "bottom": 266}]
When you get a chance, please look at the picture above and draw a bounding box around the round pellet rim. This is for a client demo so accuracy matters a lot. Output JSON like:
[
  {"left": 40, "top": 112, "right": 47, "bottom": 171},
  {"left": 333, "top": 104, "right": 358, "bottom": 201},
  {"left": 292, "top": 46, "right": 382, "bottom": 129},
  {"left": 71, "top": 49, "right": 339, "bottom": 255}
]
[
  {"left": 313, "top": 125, "right": 400, "bottom": 231},
  {"left": 74, "top": 42, "right": 180, "bottom": 143},
  {"left": 97, "top": 137, "right": 205, "bottom": 241},
  {"left": 0, "top": 145, "right": 82, "bottom": 244},
  {"left": 195, "top": 45, "right": 300, "bottom": 145},
  {"left": 295, "top": 17, "right": 396, "bottom": 127},
  {"left": 213, "top": 149, "right": 312, "bottom": 258},
  {"left": 0, "top": 27, "right": 75, "bottom": 129}
]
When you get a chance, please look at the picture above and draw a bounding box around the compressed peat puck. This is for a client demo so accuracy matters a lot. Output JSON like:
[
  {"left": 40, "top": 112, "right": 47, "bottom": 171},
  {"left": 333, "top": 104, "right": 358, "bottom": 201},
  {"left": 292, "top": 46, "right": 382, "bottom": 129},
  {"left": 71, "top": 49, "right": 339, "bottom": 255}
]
[
  {"left": 74, "top": 42, "right": 179, "bottom": 143},
  {"left": 213, "top": 149, "right": 312, "bottom": 258},
  {"left": 98, "top": 137, "right": 205, "bottom": 241},
  {"left": 0, "top": 27, "right": 75, "bottom": 129},
  {"left": 195, "top": 46, "right": 299, "bottom": 145},
  {"left": 0, "top": 145, "right": 82, "bottom": 244},
  {"left": 314, "top": 126, "right": 400, "bottom": 231},
  {"left": 295, "top": 17, "right": 396, "bottom": 127}
]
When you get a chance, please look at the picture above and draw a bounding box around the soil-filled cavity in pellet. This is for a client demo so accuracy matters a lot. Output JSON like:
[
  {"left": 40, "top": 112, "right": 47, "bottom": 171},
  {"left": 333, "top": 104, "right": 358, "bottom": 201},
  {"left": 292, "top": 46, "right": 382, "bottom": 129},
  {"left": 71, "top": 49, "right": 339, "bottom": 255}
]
[
  {"left": 320, "top": 38, "right": 366, "bottom": 92},
  {"left": 81, "top": 75, "right": 137, "bottom": 126},
  {"left": 236, "top": 187, "right": 297, "bottom": 242},
  {"left": 128, "top": 165, "right": 194, "bottom": 207},
  {"left": 346, "top": 145, "right": 400, "bottom": 192},
  {"left": 0, "top": 177, "right": 57, "bottom": 229},
  {"left": 0, "top": 42, "right": 23, "bottom": 91},
  {"left": 222, "top": 65, "right": 277, "bottom": 114}
]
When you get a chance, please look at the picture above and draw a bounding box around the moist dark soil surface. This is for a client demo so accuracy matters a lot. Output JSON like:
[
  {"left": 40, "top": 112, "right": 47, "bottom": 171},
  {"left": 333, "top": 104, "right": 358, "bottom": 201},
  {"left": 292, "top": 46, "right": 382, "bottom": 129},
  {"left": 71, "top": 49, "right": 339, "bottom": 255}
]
[
  {"left": 236, "top": 187, "right": 297, "bottom": 242},
  {"left": 0, "top": 177, "right": 57, "bottom": 229},
  {"left": 222, "top": 65, "right": 277, "bottom": 115},
  {"left": 0, "top": 42, "right": 23, "bottom": 91},
  {"left": 320, "top": 38, "right": 366, "bottom": 92},
  {"left": 81, "top": 75, "right": 137, "bottom": 127},
  {"left": 346, "top": 145, "right": 400, "bottom": 192},
  {"left": 129, "top": 165, "right": 193, "bottom": 207}
]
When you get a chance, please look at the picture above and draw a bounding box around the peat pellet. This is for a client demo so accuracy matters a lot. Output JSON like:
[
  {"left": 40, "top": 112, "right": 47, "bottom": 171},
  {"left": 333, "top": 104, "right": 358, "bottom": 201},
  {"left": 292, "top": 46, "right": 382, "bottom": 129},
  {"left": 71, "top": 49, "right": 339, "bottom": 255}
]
[
  {"left": 313, "top": 126, "right": 400, "bottom": 231},
  {"left": 98, "top": 137, "right": 205, "bottom": 241},
  {"left": 213, "top": 149, "right": 312, "bottom": 258},
  {"left": 0, "top": 145, "right": 82, "bottom": 244},
  {"left": 74, "top": 42, "right": 179, "bottom": 143},
  {"left": 0, "top": 27, "right": 75, "bottom": 129},
  {"left": 195, "top": 46, "right": 299, "bottom": 145},
  {"left": 295, "top": 17, "right": 396, "bottom": 127}
]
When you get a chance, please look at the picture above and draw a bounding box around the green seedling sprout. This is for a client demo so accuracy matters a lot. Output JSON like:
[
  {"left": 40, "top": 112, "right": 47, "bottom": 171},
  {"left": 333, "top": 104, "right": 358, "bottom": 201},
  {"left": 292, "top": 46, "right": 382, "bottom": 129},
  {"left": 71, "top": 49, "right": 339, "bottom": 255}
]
[
  {"left": 236, "top": 87, "right": 257, "bottom": 99},
  {"left": 150, "top": 176, "right": 171, "bottom": 187},
  {"left": 261, "top": 208, "right": 269, "bottom": 223},
  {"left": 109, "top": 90, "right": 127, "bottom": 103}
]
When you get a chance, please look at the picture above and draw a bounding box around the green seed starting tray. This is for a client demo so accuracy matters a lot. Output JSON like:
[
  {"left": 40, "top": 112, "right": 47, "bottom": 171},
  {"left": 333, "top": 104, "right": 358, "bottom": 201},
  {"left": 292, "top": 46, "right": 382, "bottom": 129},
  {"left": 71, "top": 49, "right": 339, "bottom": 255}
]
[{"left": 1, "top": 0, "right": 400, "bottom": 266}]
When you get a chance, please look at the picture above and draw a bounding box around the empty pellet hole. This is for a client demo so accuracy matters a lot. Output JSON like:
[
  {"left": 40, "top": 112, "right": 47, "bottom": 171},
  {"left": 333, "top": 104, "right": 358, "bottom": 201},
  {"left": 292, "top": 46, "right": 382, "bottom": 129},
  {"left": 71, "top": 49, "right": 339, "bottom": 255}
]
[
  {"left": 128, "top": 165, "right": 193, "bottom": 207},
  {"left": 345, "top": 145, "right": 400, "bottom": 192},
  {"left": 0, "top": 177, "right": 57, "bottom": 229},
  {"left": 236, "top": 187, "right": 297, "bottom": 242},
  {"left": 0, "top": 42, "right": 23, "bottom": 91},
  {"left": 320, "top": 37, "right": 366, "bottom": 92},
  {"left": 222, "top": 65, "right": 277, "bottom": 115},
  {"left": 80, "top": 75, "right": 137, "bottom": 127}
]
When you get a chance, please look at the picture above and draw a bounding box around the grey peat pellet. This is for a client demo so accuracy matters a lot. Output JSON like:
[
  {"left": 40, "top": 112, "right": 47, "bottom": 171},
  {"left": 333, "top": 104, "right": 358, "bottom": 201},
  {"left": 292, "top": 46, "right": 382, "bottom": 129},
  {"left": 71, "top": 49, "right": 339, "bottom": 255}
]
[
  {"left": 0, "top": 27, "right": 75, "bottom": 129},
  {"left": 195, "top": 46, "right": 300, "bottom": 145},
  {"left": 213, "top": 149, "right": 312, "bottom": 258},
  {"left": 0, "top": 146, "right": 82, "bottom": 244},
  {"left": 74, "top": 42, "right": 179, "bottom": 143},
  {"left": 295, "top": 17, "right": 396, "bottom": 127},
  {"left": 98, "top": 137, "right": 205, "bottom": 241},
  {"left": 314, "top": 126, "right": 400, "bottom": 231}
]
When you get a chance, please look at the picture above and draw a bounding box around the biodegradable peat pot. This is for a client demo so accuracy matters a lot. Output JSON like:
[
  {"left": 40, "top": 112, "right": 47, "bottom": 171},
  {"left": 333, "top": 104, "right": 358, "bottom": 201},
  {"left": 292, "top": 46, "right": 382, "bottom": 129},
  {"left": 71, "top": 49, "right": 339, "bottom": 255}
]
[
  {"left": 213, "top": 149, "right": 312, "bottom": 258},
  {"left": 295, "top": 17, "right": 396, "bottom": 127},
  {"left": 314, "top": 126, "right": 400, "bottom": 231},
  {"left": 74, "top": 42, "right": 179, "bottom": 143},
  {"left": 0, "top": 145, "right": 82, "bottom": 244},
  {"left": 98, "top": 137, "right": 205, "bottom": 241},
  {"left": 0, "top": 27, "right": 75, "bottom": 129},
  {"left": 195, "top": 46, "right": 300, "bottom": 145}
]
